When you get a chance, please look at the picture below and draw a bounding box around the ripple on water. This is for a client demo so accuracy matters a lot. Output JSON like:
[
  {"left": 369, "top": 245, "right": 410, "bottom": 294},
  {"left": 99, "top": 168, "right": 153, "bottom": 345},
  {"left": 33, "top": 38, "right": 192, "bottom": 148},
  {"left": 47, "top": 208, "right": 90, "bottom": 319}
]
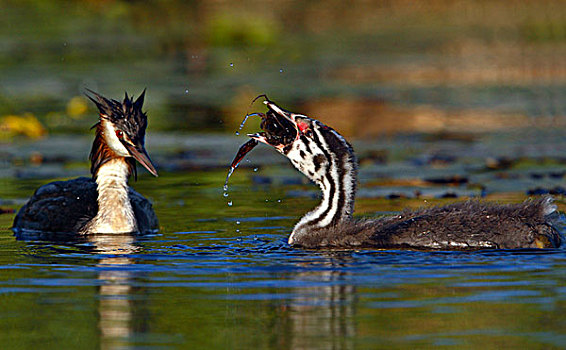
[{"left": 1, "top": 215, "right": 565, "bottom": 349}]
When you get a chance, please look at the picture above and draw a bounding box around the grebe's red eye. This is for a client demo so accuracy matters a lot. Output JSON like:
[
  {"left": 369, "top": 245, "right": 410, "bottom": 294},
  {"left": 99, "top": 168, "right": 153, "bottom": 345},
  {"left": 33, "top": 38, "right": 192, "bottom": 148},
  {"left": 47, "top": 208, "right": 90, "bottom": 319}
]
[{"left": 116, "top": 130, "right": 123, "bottom": 138}]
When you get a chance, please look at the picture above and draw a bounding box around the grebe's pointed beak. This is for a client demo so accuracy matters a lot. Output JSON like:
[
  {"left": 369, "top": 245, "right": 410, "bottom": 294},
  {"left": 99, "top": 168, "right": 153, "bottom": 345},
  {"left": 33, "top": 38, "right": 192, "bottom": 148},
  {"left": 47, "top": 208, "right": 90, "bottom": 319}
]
[
  {"left": 248, "top": 132, "right": 268, "bottom": 144},
  {"left": 124, "top": 143, "right": 158, "bottom": 177},
  {"left": 227, "top": 97, "right": 299, "bottom": 179},
  {"left": 263, "top": 100, "right": 299, "bottom": 126},
  {"left": 248, "top": 132, "right": 287, "bottom": 152}
]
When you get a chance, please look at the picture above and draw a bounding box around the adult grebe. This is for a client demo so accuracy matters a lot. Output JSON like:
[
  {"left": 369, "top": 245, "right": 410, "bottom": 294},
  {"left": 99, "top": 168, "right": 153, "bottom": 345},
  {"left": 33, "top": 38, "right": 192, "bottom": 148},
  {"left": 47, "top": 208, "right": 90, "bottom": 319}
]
[
  {"left": 228, "top": 97, "right": 561, "bottom": 250},
  {"left": 12, "top": 90, "right": 159, "bottom": 237}
]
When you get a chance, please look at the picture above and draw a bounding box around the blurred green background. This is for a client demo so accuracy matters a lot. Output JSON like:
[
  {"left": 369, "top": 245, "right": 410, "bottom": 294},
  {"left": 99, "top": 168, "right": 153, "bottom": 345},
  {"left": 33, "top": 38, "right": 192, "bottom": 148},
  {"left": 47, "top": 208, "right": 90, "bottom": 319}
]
[
  {"left": 1, "top": 3, "right": 566, "bottom": 349},
  {"left": 2, "top": 0, "right": 565, "bottom": 138}
]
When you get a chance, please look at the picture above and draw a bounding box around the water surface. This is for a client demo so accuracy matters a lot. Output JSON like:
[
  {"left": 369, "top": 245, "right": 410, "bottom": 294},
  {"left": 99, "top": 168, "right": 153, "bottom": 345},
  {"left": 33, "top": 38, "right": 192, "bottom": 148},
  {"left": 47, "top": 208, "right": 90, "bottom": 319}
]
[{"left": 1, "top": 134, "right": 565, "bottom": 349}]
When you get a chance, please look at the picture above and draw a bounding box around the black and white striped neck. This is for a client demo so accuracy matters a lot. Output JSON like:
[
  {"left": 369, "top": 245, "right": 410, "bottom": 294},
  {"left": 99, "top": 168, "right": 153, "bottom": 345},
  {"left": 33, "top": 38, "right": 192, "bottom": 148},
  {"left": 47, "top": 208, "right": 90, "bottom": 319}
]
[{"left": 287, "top": 125, "right": 358, "bottom": 245}]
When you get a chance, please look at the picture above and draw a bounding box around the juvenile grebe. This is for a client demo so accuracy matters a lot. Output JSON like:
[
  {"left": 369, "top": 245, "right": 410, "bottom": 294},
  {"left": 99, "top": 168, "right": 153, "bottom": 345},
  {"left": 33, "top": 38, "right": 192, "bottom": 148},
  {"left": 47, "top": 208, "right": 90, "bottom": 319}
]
[
  {"left": 12, "top": 90, "right": 159, "bottom": 236},
  {"left": 228, "top": 97, "right": 561, "bottom": 250}
]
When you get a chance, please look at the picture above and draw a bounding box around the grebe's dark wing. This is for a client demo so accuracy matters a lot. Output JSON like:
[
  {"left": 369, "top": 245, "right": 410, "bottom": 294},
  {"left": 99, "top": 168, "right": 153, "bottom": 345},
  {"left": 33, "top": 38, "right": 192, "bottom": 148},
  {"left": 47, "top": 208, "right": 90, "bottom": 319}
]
[{"left": 12, "top": 177, "right": 98, "bottom": 238}]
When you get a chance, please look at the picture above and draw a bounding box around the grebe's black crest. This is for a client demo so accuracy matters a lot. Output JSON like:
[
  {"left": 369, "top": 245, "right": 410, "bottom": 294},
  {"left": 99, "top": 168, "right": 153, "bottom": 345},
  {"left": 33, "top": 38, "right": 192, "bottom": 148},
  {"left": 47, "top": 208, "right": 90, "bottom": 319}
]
[
  {"left": 86, "top": 89, "right": 157, "bottom": 179},
  {"left": 229, "top": 98, "right": 561, "bottom": 250},
  {"left": 86, "top": 88, "right": 147, "bottom": 129}
]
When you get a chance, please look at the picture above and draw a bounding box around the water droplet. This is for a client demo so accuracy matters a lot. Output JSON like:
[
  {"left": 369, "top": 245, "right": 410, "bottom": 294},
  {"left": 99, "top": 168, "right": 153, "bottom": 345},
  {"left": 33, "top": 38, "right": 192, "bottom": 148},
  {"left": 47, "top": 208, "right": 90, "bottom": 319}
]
[
  {"left": 236, "top": 229, "right": 240, "bottom": 233},
  {"left": 239, "top": 114, "right": 250, "bottom": 130},
  {"left": 265, "top": 199, "right": 269, "bottom": 202},
  {"left": 236, "top": 221, "right": 240, "bottom": 225},
  {"left": 235, "top": 131, "right": 240, "bottom": 136},
  {"left": 223, "top": 192, "right": 229, "bottom": 197},
  {"left": 253, "top": 168, "right": 258, "bottom": 172},
  {"left": 229, "top": 63, "right": 234, "bottom": 67},
  {"left": 228, "top": 201, "right": 233, "bottom": 206},
  {"left": 279, "top": 68, "right": 283, "bottom": 73},
  {"left": 185, "top": 89, "right": 189, "bottom": 94},
  {"left": 224, "top": 168, "right": 234, "bottom": 190},
  {"left": 277, "top": 199, "right": 281, "bottom": 203}
]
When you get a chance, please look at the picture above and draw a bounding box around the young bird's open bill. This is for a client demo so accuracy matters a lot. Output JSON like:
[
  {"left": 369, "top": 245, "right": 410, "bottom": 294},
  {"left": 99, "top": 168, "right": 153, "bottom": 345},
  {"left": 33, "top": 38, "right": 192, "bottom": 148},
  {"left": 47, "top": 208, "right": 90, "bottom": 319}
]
[{"left": 227, "top": 96, "right": 302, "bottom": 181}]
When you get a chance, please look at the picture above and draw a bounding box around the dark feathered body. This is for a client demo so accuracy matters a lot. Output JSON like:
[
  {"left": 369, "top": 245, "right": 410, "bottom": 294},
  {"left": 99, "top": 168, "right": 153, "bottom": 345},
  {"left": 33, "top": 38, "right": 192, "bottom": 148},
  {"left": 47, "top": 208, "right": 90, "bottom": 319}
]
[
  {"left": 12, "top": 177, "right": 158, "bottom": 238},
  {"left": 292, "top": 198, "right": 560, "bottom": 250}
]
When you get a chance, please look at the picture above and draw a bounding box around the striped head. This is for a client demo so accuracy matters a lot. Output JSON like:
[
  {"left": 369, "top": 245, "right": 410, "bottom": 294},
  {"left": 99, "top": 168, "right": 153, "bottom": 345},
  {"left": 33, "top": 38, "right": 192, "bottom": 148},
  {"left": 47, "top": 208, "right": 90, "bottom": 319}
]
[
  {"left": 250, "top": 99, "right": 357, "bottom": 185},
  {"left": 248, "top": 98, "right": 358, "bottom": 242}
]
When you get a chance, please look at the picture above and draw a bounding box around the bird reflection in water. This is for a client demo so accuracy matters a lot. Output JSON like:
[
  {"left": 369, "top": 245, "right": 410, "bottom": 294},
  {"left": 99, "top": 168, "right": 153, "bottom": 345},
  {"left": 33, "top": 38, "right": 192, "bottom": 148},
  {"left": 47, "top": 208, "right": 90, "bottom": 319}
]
[
  {"left": 280, "top": 253, "right": 357, "bottom": 350},
  {"left": 89, "top": 234, "right": 141, "bottom": 349}
]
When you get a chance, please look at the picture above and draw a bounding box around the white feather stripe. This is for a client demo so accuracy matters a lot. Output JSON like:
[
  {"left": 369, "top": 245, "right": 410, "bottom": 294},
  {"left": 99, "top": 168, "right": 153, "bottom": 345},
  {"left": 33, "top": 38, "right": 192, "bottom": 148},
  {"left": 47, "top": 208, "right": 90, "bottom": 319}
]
[
  {"left": 101, "top": 119, "right": 130, "bottom": 157},
  {"left": 83, "top": 159, "right": 136, "bottom": 233},
  {"left": 314, "top": 127, "right": 340, "bottom": 228},
  {"left": 330, "top": 128, "right": 356, "bottom": 219},
  {"left": 288, "top": 123, "right": 357, "bottom": 244}
]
